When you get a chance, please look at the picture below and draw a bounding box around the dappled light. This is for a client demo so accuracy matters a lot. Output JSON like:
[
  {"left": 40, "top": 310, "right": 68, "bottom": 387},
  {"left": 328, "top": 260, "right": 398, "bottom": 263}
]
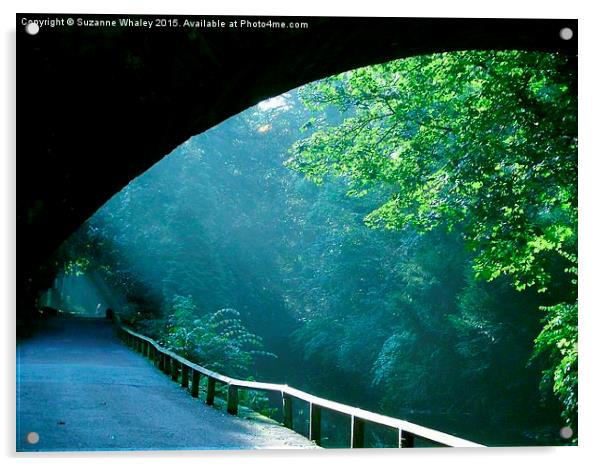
[{"left": 39, "top": 270, "right": 126, "bottom": 317}]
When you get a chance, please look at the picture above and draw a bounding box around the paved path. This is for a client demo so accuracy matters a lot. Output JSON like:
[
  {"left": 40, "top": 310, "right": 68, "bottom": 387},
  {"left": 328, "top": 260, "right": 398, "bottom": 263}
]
[{"left": 16, "top": 315, "right": 316, "bottom": 451}]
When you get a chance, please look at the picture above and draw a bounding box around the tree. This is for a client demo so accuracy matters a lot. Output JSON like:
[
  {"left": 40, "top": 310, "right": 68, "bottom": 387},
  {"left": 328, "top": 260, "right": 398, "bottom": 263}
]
[{"left": 287, "top": 50, "right": 577, "bottom": 433}]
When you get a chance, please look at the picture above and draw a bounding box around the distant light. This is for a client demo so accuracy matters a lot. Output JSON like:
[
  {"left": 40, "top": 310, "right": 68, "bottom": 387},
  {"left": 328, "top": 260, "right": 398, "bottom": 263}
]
[
  {"left": 257, "top": 124, "right": 271, "bottom": 133},
  {"left": 257, "top": 95, "right": 291, "bottom": 111}
]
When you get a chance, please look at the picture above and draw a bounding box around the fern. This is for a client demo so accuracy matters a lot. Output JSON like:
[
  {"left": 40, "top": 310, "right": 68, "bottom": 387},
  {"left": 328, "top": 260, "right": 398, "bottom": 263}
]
[{"left": 160, "top": 295, "right": 276, "bottom": 378}]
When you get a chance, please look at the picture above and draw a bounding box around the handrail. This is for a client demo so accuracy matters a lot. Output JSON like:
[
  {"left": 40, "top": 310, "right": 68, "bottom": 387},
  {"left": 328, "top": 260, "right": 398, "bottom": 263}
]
[{"left": 111, "top": 314, "right": 484, "bottom": 448}]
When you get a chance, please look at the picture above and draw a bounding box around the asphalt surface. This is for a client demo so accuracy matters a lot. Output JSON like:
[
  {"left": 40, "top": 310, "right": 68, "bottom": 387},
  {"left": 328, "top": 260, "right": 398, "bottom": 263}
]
[{"left": 16, "top": 315, "right": 317, "bottom": 451}]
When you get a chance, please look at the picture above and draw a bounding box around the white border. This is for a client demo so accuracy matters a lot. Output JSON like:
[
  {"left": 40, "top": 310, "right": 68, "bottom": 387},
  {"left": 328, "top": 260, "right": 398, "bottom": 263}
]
[{"left": 2, "top": 1, "right": 599, "bottom": 466}]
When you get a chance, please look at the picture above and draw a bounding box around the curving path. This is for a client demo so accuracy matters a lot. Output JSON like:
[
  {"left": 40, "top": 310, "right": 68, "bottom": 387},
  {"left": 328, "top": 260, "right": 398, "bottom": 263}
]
[{"left": 16, "top": 315, "right": 316, "bottom": 451}]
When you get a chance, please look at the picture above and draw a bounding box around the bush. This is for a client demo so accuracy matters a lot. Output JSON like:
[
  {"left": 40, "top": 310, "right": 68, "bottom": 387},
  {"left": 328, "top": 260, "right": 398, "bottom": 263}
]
[{"left": 161, "top": 295, "right": 275, "bottom": 378}]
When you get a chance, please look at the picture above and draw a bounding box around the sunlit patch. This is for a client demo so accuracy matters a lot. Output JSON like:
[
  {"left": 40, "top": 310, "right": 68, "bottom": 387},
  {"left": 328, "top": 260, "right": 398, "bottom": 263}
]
[
  {"left": 257, "top": 94, "right": 291, "bottom": 111},
  {"left": 257, "top": 124, "right": 271, "bottom": 133}
]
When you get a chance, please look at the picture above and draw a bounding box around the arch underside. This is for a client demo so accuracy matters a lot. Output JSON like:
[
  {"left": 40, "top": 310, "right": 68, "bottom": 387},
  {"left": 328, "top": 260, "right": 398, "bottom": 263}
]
[{"left": 17, "top": 15, "right": 577, "bottom": 316}]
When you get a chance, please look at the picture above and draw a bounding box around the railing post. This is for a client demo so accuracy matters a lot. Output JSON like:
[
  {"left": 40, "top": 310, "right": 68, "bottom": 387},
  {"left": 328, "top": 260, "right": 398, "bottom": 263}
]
[
  {"left": 163, "top": 355, "right": 171, "bottom": 375},
  {"left": 206, "top": 377, "right": 216, "bottom": 405},
  {"left": 158, "top": 352, "right": 165, "bottom": 371},
  {"left": 227, "top": 384, "right": 238, "bottom": 415},
  {"left": 282, "top": 393, "right": 293, "bottom": 429},
  {"left": 351, "top": 416, "right": 365, "bottom": 448},
  {"left": 181, "top": 364, "right": 189, "bottom": 388},
  {"left": 191, "top": 370, "right": 200, "bottom": 398},
  {"left": 399, "top": 429, "right": 415, "bottom": 448},
  {"left": 309, "top": 403, "right": 322, "bottom": 446},
  {"left": 171, "top": 359, "right": 179, "bottom": 381}
]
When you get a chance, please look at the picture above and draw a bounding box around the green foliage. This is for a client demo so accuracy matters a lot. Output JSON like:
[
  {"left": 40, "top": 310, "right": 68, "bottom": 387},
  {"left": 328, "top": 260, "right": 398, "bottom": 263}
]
[
  {"left": 530, "top": 255, "right": 578, "bottom": 437},
  {"left": 372, "top": 331, "right": 421, "bottom": 403},
  {"left": 63, "top": 257, "right": 91, "bottom": 276},
  {"left": 532, "top": 301, "right": 578, "bottom": 435},
  {"left": 288, "top": 50, "right": 576, "bottom": 293},
  {"left": 161, "top": 295, "right": 275, "bottom": 378},
  {"left": 238, "top": 388, "right": 278, "bottom": 418},
  {"left": 288, "top": 50, "right": 577, "bottom": 439}
]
